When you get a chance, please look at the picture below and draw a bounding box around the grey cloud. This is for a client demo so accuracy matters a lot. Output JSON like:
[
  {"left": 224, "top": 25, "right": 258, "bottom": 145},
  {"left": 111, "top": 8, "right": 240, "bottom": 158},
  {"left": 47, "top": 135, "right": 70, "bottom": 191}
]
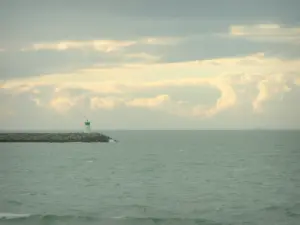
[
  {"left": 1, "top": 0, "right": 299, "bottom": 46},
  {"left": 2, "top": 0, "right": 298, "bottom": 20},
  {"left": 158, "top": 36, "right": 269, "bottom": 63},
  {"left": 0, "top": 50, "right": 136, "bottom": 79},
  {"left": 105, "top": 0, "right": 297, "bottom": 20},
  {"left": 1, "top": 16, "right": 230, "bottom": 46},
  {"left": 0, "top": 51, "right": 90, "bottom": 79},
  {"left": 1, "top": 35, "right": 300, "bottom": 80},
  {"left": 126, "top": 35, "right": 300, "bottom": 64}
]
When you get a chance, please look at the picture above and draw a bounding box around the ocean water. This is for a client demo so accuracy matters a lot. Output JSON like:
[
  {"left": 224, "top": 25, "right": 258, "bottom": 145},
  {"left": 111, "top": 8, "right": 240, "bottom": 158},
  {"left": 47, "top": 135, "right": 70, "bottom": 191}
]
[{"left": 0, "top": 130, "right": 299, "bottom": 225}]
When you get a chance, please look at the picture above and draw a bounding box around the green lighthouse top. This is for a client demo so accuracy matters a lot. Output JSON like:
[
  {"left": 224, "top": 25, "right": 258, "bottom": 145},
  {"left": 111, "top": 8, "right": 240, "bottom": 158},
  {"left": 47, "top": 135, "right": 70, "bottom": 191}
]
[{"left": 84, "top": 120, "right": 90, "bottom": 126}]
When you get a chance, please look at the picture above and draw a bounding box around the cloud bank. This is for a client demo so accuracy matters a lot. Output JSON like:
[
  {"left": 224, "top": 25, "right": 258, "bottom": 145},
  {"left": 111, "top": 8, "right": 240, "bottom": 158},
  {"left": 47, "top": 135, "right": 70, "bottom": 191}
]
[{"left": 2, "top": 52, "right": 299, "bottom": 121}]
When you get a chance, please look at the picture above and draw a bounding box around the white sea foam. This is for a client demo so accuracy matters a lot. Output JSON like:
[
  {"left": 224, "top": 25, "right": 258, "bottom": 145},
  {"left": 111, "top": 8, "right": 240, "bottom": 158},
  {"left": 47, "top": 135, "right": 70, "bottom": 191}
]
[{"left": 0, "top": 213, "right": 31, "bottom": 219}]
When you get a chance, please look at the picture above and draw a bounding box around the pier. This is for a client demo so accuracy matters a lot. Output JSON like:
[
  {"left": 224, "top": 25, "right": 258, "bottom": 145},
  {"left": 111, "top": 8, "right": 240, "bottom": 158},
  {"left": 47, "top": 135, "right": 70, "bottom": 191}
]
[
  {"left": 0, "top": 132, "right": 115, "bottom": 143},
  {"left": 0, "top": 120, "right": 116, "bottom": 143}
]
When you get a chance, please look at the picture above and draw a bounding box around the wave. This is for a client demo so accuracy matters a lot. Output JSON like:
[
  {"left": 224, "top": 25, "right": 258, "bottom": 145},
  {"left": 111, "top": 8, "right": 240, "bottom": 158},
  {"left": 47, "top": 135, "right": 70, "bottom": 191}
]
[
  {"left": 264, "top": 203, "right": 300, "bottom": 218},
  {"left": 0, "top": 213, "right": 31, "bottom": 220},
  {"left": 0, "top": 213, "right": 227, "bottom": 225}
]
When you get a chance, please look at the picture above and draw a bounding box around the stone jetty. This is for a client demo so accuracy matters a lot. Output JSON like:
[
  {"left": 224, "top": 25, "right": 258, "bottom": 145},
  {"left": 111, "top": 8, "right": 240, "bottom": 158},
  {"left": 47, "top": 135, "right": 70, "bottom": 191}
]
[{"left": 0, "top": 132, "right": 117, "bottom": 143}]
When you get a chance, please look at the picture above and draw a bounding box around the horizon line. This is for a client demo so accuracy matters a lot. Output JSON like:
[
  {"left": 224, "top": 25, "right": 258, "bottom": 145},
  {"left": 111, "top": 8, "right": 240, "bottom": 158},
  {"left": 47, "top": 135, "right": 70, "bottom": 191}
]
[{"left": 0, "top": 128, "right": 299, "bottom": 131}]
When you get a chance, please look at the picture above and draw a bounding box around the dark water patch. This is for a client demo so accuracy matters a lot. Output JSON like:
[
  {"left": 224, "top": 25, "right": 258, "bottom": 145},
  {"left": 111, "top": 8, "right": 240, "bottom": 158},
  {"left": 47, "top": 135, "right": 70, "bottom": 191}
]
[
  {"left": 285, "top": 203, "right": 300, "bottom": 218},
  {"left": 5, "top": 200, "right": 22, "bottom": 206},
  {"left": 264, "top": 203, "right": 300, "bottom": 217}
]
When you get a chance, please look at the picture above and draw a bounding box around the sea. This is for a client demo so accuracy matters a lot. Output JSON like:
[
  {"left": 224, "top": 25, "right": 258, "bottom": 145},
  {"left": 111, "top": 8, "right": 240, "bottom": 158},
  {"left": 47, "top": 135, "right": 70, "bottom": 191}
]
[{"left": 0, "top": 130, "right": 299, "bottom": 225}]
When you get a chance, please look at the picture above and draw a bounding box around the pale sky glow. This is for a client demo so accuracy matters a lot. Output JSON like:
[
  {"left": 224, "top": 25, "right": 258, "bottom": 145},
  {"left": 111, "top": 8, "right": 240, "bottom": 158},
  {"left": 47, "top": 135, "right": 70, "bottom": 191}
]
[{"left": 1, "top": 0, "right": 300, "bottom": 130}]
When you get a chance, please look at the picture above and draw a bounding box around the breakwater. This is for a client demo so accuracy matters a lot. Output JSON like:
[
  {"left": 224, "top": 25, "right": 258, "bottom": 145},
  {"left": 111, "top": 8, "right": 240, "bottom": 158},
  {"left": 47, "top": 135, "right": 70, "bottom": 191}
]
[{"left": 0, "top": 132, "right": 117, "bottom": 143}]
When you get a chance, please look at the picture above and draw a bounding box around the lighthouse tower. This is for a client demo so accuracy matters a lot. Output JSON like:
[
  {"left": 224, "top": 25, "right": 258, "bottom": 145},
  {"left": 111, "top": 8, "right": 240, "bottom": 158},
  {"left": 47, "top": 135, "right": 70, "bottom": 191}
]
[{"left": 84, "top": 120, "right": 91, "bottom": 133}]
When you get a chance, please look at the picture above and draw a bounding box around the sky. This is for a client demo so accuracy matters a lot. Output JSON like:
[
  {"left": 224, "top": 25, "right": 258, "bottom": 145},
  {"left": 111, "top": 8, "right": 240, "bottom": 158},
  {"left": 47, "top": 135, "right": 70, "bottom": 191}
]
[{"left": 0, "top": 0, "right": 300, "bottom": 130}]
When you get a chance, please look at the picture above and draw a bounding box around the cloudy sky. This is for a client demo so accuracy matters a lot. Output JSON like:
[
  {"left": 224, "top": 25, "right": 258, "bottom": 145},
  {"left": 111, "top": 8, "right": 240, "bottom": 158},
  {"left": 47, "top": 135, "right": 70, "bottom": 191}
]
[{"left": 1, "top": 0, "right": 300, "bottom": 130}]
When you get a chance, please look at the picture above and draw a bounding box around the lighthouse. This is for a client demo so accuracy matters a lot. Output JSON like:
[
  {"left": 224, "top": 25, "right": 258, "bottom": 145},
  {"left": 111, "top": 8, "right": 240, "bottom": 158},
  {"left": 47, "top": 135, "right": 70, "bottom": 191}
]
[{"left": 84, "top": 120, "right": 91, "bottom": 133}]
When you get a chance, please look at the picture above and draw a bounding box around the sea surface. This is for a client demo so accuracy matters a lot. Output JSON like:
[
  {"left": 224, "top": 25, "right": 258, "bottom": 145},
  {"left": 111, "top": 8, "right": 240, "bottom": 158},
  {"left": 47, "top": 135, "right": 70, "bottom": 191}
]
[{"left": 0, "top": 130, "right": 299, "bottom": 225}]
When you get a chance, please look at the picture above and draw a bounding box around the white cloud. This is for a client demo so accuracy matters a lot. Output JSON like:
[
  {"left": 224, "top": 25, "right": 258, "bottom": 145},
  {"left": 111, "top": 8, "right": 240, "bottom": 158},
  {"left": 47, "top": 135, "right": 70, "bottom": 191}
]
[
  {"left": 206, "top": 82, "right": 237, "bottom": 116},
  {"left": 228, "top": 24, "right": 300, "bottom": 44},
  {"left": 49, "top": 97, "right": 77, "bottom": 113},
  {"left": 89, "top": 95, "right": 171, "bottom": 110},
  {"left": 2, "top": 53, "right": 300, "bottom": 117},
  {"left": 21, "top": 40, "right": 136, "bottom": 52},
  {"left": 47, "top": 93, "right": 87, "bottom": 114},
  {"left": 140, "top": 37, "right": 181, "bottom": 45},
  {"left": 126, "top": 94, "right": 170, "bottom": 108},
  {"left": 124, "top": 52, "right": 161, "bottom": 63},
  {"left": 55, "top": 86, "right": 237, "bottom": 118},
  {"left": 252, "top": 74, "right": 292, "bottom": 113},
  {"left": 30, "top": 97, "right": 42, "bottom": 106},
  {"left": 90, "top": 96, "right": 123, "bottom": 110},
  {"left": 0, "top": 48, "right": 5, "bottom": 52},
  {"left": 21, "top": 36, "right": 180, "bottom": 52}
]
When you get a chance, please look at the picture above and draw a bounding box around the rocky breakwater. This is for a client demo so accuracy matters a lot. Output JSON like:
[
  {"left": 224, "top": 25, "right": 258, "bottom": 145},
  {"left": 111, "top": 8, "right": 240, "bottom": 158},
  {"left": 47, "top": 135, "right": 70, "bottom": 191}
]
[{"left": 0, "top": 132, "right": 117, "bottom": 143}]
